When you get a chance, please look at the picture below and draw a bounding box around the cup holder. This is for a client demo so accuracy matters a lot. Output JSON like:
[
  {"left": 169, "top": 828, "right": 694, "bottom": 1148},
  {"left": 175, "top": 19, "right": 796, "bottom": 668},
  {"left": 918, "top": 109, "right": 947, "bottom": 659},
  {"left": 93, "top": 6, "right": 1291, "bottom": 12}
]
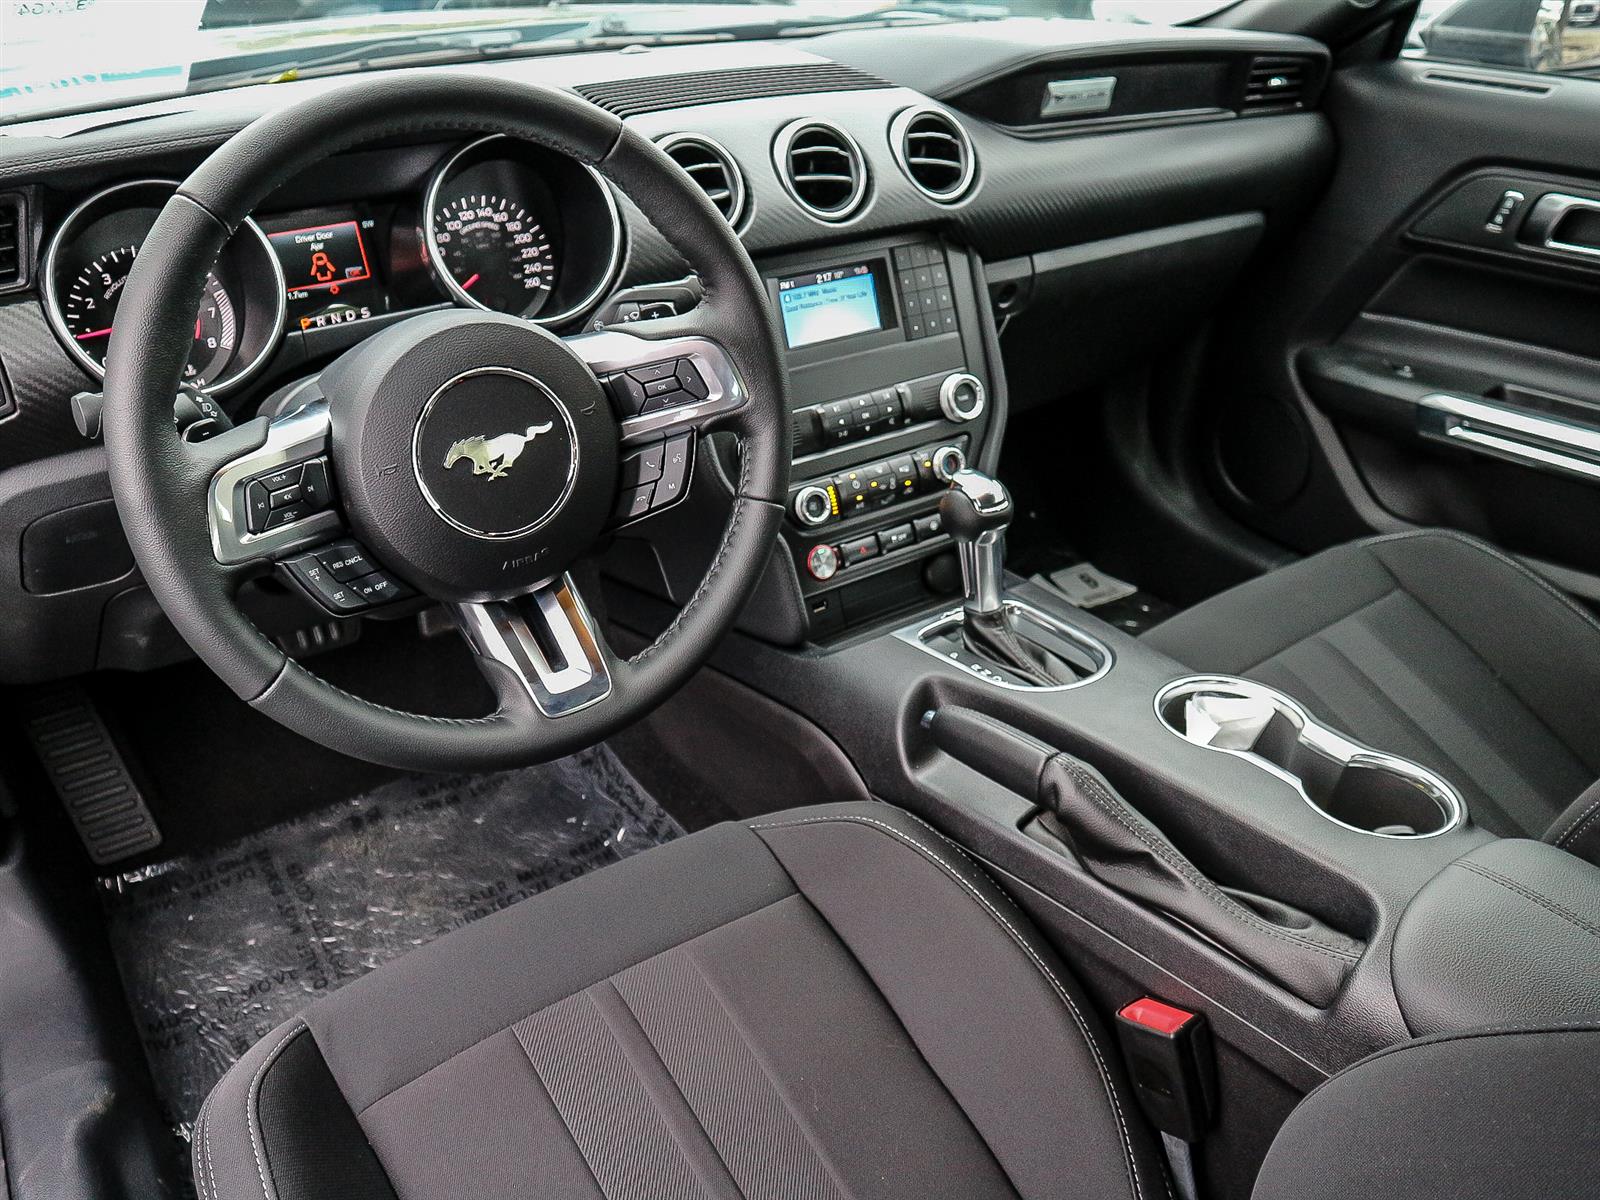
[{"left": 1155, "top": 676, "right": 1466, "bottom": 839}]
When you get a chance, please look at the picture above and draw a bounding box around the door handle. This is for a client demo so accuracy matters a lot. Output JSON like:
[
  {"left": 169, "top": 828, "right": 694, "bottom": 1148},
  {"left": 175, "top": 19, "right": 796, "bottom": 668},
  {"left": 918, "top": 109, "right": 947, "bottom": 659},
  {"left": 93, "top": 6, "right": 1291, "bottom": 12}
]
[
  {"left": 1522, "top": 193, "right": 1600, "bottom": 258},
  {"left": 1418, "top": 392, "right": 1600, "bottom": 483}
]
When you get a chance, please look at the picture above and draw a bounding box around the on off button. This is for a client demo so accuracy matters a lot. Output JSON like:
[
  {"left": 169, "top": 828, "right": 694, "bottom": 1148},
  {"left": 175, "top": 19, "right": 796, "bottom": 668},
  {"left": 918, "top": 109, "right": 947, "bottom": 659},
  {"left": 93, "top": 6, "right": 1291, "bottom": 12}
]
[{"left": 806, "top": 543, "right": 840, "bottom": 581}]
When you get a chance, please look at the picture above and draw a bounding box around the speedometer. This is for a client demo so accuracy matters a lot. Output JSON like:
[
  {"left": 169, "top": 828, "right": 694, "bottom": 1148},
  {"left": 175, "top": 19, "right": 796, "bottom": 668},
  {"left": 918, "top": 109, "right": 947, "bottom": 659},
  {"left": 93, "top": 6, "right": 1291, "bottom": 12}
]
[
  {"left": 430, "top": 193, "right": 556, "bottom": 317},
  {"left": 422, "top": 136, "right": 621, "bottom": 326},
  {"left": 61, "top": 246, "right": 239, "bottom": 386}
]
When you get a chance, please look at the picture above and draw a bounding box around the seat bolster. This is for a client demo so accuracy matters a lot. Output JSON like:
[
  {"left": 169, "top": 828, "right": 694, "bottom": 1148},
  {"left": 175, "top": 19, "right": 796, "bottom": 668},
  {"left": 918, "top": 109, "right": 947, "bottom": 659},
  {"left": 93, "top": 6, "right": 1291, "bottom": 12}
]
[
  {"left": 192, "top": 1019, "right": 396, "bottom": 1200},
  {"left": 1252, "top": 1021, "right": 1600, "bottom": 1200},
  {"left": 751, "top": 802, "right": 1170, "bottom": 1200}
]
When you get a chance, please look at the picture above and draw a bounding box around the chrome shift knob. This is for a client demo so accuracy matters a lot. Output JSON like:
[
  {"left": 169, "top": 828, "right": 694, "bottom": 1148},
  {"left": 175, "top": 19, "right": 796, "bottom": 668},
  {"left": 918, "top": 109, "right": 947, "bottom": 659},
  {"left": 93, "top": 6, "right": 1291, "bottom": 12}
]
[{"left": 939, "top": 468, "right": 1010, "bottom": 617}]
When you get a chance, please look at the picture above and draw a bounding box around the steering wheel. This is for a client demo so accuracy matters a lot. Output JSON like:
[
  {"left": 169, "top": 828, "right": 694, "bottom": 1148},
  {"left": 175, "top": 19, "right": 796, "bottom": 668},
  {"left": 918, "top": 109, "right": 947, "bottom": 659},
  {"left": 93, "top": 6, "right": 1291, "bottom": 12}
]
[{"left": 102, "top": 75, "right": 790, "bottom": 771}]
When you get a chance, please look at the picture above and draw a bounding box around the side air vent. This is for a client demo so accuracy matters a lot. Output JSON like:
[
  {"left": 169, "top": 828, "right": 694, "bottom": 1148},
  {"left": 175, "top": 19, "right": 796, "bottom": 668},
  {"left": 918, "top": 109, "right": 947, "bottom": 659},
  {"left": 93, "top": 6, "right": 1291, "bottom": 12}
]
[
  {"left": 0, "top": 195, "right": 25, "bottom": 289},
  {"left": 891, "top": 106, "right": 976, "bottom": 203},
  {"left": 1242, "top": 56, "right": 1311, "bottom": 112},
  {"left": 657, "top": 134, "right": 748, "bottom": 228},
  {"left": 774, "top": 120, "right": 868, "bottom": 223}
]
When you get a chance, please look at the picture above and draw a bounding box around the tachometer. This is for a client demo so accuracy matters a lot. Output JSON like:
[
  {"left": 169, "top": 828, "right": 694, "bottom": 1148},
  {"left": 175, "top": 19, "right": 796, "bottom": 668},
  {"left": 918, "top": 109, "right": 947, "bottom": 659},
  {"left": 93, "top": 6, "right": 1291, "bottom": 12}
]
[
  {"left": 429, "top": 192, "right": 556, "bottom": 317},
  {"left": 43, "top": 179, "right": 287, "bottom": 396},
  {"left": 61, "top": 246, "right": 240, "bottom": 387}
]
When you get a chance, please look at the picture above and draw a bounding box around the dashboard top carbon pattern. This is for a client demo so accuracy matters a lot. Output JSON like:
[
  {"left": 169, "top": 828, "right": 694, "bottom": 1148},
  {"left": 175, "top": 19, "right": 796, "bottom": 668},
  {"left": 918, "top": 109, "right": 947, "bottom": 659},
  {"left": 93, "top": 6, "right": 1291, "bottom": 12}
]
[{"left": 574, "top": 63, "right": 890, "bottom": 119}]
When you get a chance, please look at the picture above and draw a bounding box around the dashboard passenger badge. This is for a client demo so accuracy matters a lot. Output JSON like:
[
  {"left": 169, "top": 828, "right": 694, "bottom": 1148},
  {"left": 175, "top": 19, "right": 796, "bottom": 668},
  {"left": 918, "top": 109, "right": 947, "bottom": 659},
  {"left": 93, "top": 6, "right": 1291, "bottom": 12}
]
[
  {"left": 1041, "top": 76, "right": 1117, "bottom": 119},
  {"left": 443, "top": 423, "right": 555, "bottom": 480}
]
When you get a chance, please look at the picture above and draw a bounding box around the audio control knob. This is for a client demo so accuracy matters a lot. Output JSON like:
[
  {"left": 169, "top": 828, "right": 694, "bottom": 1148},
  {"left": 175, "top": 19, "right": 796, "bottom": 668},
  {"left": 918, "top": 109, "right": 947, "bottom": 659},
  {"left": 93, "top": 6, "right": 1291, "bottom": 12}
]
[
  {"left": 939, "top": 372, "right": 987, "bottom": 423},
  {"left": 932, "top": 444, "right": 967, "bottom": 482},
  {"left": 792, "top": 484, "right": 834, "bottom": 527}
]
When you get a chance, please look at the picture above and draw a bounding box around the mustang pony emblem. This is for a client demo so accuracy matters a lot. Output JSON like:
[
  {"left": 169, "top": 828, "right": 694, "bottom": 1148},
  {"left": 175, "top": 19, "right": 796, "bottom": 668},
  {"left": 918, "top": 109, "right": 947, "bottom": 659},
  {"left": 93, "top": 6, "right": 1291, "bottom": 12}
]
[{"left": 442, "top": 423, "right": 555, "bottom": 480}]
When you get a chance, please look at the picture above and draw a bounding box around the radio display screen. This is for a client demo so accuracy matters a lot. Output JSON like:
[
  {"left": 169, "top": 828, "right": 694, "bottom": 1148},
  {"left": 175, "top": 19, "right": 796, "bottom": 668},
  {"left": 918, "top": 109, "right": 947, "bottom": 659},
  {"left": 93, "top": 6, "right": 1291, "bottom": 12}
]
[{"left": 777, "top": 260, "right": 890, "bottom": 349}]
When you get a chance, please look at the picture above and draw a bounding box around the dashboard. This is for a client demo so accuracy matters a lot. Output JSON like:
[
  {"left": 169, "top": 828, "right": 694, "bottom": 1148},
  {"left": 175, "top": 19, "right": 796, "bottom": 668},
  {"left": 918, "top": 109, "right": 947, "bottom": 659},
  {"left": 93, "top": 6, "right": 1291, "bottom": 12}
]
[{"left": 0, "top": 19, "right": 1334, "bottom": 682}]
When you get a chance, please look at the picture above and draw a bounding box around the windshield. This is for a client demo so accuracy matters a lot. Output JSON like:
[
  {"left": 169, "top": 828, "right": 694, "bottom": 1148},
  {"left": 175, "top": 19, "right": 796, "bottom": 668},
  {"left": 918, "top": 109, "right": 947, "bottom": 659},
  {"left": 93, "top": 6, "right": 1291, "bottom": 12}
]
[{"left": 1, "top": 0, "right": 1236, "bottom": 127}]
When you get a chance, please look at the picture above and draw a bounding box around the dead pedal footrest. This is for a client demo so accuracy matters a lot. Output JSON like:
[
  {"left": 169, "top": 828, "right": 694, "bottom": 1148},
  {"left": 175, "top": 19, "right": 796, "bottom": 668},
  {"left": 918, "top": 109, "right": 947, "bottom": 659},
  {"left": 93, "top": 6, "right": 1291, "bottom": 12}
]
[{"left": 23, "top": 689, "right": 161, "bottom": 864}]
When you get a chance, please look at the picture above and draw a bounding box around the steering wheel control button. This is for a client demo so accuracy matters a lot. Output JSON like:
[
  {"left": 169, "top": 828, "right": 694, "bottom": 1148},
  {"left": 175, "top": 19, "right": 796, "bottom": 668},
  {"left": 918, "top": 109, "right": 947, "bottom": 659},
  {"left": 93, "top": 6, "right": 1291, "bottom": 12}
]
[
  {"left": 620, "top": 443, "right": 665, "bottom": 488},
  {"left": 655, "top": 435, "right": 693, "bottom": 505},
  {"left": 604, "top": 372, "right": 648, "bottom": 415},
  {"left": 269, "top": 483, "right": 303, "bottom": 509},
  {"left": 675, "top": 360, "right": 709, "bottom": 399},
  {"left": 316, "top": 540, "right": 374, "bottom": 582},
  {"left": 350, "top": 571, "right": 411, "bottom": 606},
  {"left": 806, "top": 543, "right": 840, "bottom": 581},
  {"left": 614, "top": 485, "right": 655, "bottom": 523},
  {"left": 244, "top": 481, "right": 274, "bottom": 533},
  {"left": 299, "top": 459, "right": 333, "bottom": 509},
  {"left": 413, "top": 367, "right": 578, "bottom": 540},
  {"left": 283, "top": 553, "right": 367, "bottom": 614}
]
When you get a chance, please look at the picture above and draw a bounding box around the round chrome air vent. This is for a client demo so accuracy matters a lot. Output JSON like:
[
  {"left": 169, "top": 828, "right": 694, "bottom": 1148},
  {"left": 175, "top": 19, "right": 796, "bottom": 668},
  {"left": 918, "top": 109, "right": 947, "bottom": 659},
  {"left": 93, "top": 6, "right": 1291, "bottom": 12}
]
[
  {"left": 657, "top": 133, "right": 748, "bottom": 228},
  {"left": 890, "top": 106, "right": 976, "bottom": 204},
  {"left": 773, "top": 119, "right": 869, "bottom": 223}
]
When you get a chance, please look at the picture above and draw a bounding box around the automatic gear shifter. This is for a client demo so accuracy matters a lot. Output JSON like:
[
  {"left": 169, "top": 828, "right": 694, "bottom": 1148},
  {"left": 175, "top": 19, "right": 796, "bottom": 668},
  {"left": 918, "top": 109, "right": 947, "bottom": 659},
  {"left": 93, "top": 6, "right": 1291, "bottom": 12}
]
[{"left": 939, "top": 470, "right": 1077, "bottom": 687}]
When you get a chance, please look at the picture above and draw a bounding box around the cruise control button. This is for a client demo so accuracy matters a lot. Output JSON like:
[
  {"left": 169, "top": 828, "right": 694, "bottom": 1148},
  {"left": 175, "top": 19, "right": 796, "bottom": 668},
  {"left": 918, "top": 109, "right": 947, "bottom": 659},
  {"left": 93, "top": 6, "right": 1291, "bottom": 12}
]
[
  {"left": 839, "top": 535, "right": 880, "bottom": 566},
  {"left": 350, "top": 571, "right": 411, "bottom": 606},
  {"left": 284, "top": 553, "right": 366, "bottom": 613},
  {"left": 878, "top": 523, "right": 915, "bottom": 553},
  {"left": 316, "top": 540, "right": 373, "bottom": 582}
]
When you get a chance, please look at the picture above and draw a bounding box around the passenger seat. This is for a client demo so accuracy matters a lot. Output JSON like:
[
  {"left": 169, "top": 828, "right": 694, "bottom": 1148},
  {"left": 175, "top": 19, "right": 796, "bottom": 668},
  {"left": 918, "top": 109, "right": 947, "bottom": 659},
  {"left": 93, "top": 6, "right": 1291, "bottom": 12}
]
[{"left": 1142, "top": 530, "right": 1600, "bottom": 856}]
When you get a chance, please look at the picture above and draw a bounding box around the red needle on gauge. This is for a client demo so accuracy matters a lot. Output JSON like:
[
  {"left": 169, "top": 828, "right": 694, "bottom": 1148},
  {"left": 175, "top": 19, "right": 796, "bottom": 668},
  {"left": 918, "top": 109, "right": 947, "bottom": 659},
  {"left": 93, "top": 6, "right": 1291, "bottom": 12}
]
[
  {"left": 75, "top": 327, "right": 114, "bottom": 341},
  {"left": 461, "top": 273, "right": 480, "bottom": 291}
]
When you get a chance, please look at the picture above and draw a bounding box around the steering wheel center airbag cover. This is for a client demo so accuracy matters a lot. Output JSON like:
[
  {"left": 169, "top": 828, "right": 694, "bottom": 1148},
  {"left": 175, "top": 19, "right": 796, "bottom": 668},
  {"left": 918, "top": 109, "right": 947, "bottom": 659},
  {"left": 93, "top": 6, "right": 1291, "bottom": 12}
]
[{"left": 322, "top": 309, "right": 617, "bottom": 601}]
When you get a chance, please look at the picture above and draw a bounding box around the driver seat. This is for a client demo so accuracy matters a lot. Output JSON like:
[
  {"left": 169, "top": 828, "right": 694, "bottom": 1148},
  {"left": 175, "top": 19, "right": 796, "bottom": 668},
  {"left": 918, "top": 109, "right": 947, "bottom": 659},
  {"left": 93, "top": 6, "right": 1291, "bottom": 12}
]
[{"left": 194, "top": 802, "right": 1600, "bottom": 1200}]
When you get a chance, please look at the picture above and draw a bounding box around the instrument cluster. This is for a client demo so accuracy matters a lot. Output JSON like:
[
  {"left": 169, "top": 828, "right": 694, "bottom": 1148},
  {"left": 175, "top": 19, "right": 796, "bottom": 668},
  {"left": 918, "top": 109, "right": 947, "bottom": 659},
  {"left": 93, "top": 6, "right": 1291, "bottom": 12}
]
[{"left": 40, "top": 136, "right": 624, "bottom": 397}]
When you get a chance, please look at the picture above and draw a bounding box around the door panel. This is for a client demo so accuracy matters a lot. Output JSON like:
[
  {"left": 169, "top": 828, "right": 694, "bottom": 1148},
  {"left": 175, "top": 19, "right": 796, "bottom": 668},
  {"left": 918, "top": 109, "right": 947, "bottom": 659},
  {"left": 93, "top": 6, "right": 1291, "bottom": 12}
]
[{"left": 1206, "top": 56, "right": 1600, "bottom": 596}]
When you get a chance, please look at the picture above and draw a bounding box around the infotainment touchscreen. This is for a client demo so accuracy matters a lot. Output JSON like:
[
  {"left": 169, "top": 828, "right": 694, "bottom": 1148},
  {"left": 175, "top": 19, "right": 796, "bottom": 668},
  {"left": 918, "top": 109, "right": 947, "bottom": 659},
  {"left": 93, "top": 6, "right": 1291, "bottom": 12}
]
[{"left": 777, "top": 260, "right": 890, "bottom": 349}]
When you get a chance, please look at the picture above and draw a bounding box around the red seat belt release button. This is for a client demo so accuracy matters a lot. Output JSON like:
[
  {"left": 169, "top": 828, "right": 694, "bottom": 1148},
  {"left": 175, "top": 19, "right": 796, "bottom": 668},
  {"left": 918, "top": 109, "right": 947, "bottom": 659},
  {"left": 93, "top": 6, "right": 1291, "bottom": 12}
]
[{"left": 1114, "top": 997, "right": 1216, "bottom": 1144}]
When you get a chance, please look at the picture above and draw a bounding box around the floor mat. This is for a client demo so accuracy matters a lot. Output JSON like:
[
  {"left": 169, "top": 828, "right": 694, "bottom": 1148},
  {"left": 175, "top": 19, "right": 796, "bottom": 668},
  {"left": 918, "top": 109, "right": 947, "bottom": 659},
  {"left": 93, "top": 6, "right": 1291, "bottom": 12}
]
[{"left": 98, "top": 745, "right": 681, "bottom": 1132}]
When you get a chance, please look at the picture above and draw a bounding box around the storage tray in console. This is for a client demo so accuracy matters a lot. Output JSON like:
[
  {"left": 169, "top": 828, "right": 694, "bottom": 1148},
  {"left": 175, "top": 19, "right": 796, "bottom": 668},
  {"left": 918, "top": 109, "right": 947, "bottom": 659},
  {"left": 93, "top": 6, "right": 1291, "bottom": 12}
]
[{"left": 1156, "top": 676, "right": 1466, "bottom": 839}]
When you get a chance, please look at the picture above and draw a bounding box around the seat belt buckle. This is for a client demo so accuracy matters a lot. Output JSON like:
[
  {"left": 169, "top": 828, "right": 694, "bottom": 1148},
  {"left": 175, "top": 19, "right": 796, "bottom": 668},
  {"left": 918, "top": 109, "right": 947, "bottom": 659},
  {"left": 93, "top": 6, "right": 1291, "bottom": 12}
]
[{"left": 1114, "top": 997, "right": 1216, "bottom": 1144}]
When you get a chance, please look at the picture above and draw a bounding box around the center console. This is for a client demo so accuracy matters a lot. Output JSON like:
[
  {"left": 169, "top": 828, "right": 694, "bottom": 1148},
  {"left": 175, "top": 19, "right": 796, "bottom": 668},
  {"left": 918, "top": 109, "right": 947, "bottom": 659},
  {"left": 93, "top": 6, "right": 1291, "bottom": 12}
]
[{"left": 757, "top": 234, "right": 998, "bottom": 639}]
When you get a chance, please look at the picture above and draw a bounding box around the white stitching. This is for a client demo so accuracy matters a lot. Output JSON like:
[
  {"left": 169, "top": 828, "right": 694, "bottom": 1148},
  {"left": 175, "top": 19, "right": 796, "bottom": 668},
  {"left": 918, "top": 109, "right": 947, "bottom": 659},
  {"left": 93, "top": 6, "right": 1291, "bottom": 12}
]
[
  {"left": 751, "top": 812, "right": 1162, "bottom": 1200},
  {"left": 203, "top": 1099, "right": 220, "bottom": 1200},
  {"left": 246, "top": 1022, "right": 310, "bottom": 1200},
  {"left": 1554, "top": 792, "right": 1600, "bottom": 849}
]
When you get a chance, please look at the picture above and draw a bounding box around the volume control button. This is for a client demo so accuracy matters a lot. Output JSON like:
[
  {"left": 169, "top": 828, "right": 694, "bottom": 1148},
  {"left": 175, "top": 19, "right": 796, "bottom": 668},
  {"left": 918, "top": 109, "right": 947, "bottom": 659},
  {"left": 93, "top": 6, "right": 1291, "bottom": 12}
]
[
  {"left": 939, "top": 372, "right": 987, "bottom": 423},
  {"left": 793, "top": 485, "right": 834, "bottom": 527}
]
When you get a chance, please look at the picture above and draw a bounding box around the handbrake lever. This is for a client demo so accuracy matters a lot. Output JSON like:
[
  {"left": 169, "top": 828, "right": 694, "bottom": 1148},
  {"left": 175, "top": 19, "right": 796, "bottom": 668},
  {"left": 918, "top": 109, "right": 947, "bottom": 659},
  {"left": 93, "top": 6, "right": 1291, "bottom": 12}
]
[{"left": 924, "top": 706, "right": 1363, "bottom": 1006}]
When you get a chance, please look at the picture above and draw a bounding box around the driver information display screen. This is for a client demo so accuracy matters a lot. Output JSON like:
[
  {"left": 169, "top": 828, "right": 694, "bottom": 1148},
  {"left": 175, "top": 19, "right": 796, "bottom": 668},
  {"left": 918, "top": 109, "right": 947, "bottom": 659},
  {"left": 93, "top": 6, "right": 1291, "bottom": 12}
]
[
  {"left": 266, "top": 213, "right": 387, "bottom": 332},
  {"left": 777, "top": 261, "right": 887, "bottom": 349}
]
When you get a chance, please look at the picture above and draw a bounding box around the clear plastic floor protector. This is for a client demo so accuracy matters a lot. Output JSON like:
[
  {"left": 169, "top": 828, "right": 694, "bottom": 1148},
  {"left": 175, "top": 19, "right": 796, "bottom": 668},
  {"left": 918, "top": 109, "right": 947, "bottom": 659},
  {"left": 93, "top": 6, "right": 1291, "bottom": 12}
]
[{"left": 98, "top": 745, "right": 681, "bottom": 1133}]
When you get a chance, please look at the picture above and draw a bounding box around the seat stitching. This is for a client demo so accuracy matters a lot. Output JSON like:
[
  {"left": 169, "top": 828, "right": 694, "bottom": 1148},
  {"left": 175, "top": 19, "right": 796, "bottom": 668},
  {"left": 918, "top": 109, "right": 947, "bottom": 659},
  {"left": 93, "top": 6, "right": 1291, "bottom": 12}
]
[
  {"left": 750, "top": 812, "right": 1160, "bottom": 1200},
  {"left": 1552, "top": 792, "right": 1600, "bottom": 849},
  {"left": 247, "top": 1021, "right": 310, "bottom": 1200},
  {"left": 1060, "top": 760, "right": 1360, "bottom": 963},
  {"left": 1455, "top": 860, "right": 1600, "bottom": 940}
]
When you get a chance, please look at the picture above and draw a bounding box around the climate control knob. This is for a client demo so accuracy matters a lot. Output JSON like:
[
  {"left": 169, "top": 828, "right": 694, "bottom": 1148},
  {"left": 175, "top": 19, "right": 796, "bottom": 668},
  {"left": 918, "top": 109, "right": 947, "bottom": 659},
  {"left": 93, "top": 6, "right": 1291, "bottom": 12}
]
[
  {"left": 931, "top": 444, "right": 967, "bottom": 482},
  {"left": 939, "top": 372, "right": 987, "bottom": 423},
  {"left": 792, "top": 484, "right": 834, "bottom": 527}
]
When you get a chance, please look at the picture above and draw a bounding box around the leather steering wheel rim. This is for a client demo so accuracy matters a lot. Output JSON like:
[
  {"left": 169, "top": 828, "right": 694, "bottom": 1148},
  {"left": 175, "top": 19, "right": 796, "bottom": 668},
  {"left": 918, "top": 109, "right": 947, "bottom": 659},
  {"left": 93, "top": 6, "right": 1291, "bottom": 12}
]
[{"left": 102, "top": 74, "right": 790, "bottom": 771}]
